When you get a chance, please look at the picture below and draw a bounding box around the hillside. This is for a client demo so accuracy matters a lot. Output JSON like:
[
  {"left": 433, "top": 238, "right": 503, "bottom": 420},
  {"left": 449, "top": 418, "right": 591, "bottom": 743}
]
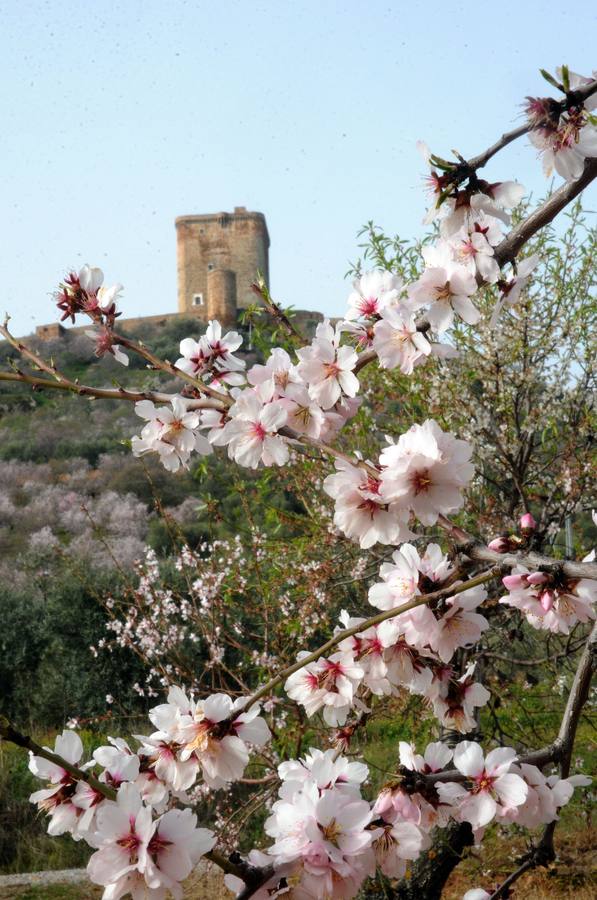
[{"left": 0, "top": 316, "right": 264, "bottom": 578}]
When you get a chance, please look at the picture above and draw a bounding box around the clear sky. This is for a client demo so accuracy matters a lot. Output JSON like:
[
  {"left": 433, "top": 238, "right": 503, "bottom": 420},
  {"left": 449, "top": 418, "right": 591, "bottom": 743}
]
[{"left": 1, "top": 0, "right": 595, "bottom": 335}]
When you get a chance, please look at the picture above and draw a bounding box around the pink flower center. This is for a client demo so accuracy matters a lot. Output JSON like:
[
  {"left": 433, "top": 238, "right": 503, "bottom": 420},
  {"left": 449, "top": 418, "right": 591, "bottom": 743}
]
[
  {"left": 147, "top": 832, "right": 173, "bottom": 857},
  {"left": 118, "top": 827, "right": 141, "bottom": 856},
  {"left": 473, "top": 771, "right": 496, "bottom": 794},
  {"left": 251, "top": 421, "right": 267, "bottom": 440},
  {"left": 410, "top": 469, "right": 432, "bottom": 494},
  {"left": 359, "top": 296, "right": 379, "bottom": 316},
  {"left": 434, "top": 282, "right": 453, "bottom": 301}
]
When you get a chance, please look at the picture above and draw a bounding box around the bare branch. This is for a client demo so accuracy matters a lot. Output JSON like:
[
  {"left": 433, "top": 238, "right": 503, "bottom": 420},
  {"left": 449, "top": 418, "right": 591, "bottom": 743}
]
[{"left": 0, "top": 370, "right": 223, "bottom": 408}]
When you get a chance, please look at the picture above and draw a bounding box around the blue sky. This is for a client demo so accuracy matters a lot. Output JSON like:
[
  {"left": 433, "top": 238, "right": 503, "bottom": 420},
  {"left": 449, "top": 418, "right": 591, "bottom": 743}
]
[{"left": 1, "top": 0, "right": 595, "bottom": 335}]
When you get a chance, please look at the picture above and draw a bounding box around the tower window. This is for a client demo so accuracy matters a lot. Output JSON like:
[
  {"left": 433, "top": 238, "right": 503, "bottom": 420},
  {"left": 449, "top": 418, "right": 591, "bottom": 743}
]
[
  {"left": 192, "top": 293, "right": 204, "bottom": 307},
  {"left": 207, "top": 262, "right": 215, "bottom": 271}
]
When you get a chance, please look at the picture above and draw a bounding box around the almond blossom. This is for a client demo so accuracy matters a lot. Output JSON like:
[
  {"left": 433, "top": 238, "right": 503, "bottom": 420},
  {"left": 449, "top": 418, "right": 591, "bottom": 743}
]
[
  {"left": 176, "top": 320, "right": 246, "bottom": 384},
  {"left": 296, "top": 320, "right": 359, "bottom": 409},
  {"left": 278, "top": 384, "right": 326, "bottom": 438},
  {"left": 430, "top": 585, "right": 489, "bottom": 663},
  {"left": 436, "top": 742, "right": 527, "bottom": 829},
  {"left": 284, "top": 651, "right": 364, "bottom": 726},
  {"left": 372, "top": 306, "right": 431, "bottom": 373},
  {"left": 448, "top": 226, "right": 500, "bottom": 283},
  {"left": 247, "top": 346, "right": 300, "bottom": 395},
  {"left": 500, "top": 565, "right": 597, "bottom": 633},
  {"left": 132, "top": 397, "right": 211, "bottom": 472},
  {"left": 146, "top": 686, "right": 271, "bottom": 789},
  {"left": 86, "top": 783, "right": 154, "bottom": 891},
  {"left": 323, "top": 459, "right": 412, "bottom": 549},
  {"left": 218, "top": 388, "right": 289, "bottom": 468},
  {"left": 380, "top": 419, "right": 474, "bottom": 526},
  {"left": 265, "top": 781, "right": 374, "bottom": 899},
  {"left": 368, "top": 542, "right": 453, "bottom": 612},
  {"left": 277, "top": 748, "right": 368, "bottom": 800},
  {"left": 29, "top": 730, "right": 87, "bottom": 837},
  {"left": 372, "top": 819, "right": 426, "bottom": 879},
  {"left": 144, "top": 807, "right": 216, "bottom": 899},
  {"left": 429, "top": 663, "right": 491, "bottom": 733},
  {"left": 345, "top": 270, "right": 403, "bottom": 320},
  {"left": 502, "top": 763, "right": 591, "bottom": 828},
  {"left": 489, "top": 252, "right": 539, "bottom": 327},
  {"left": 407, "top": 260, "right": 479, "bottom": 333}
]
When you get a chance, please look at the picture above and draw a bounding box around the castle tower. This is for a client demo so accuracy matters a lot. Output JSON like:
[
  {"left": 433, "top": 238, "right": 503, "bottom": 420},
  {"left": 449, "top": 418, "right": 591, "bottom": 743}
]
[{"left": 175, "top": 207, "right": 270, "bottom": 320}]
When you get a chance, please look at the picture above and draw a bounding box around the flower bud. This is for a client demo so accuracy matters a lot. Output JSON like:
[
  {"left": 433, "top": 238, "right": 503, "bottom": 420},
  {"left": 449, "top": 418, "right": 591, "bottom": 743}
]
[
  {"left": 519, "top": 512, "right": 537, "bottom": 532},
  {"left": 502, "top": 574, "right": 526, "bottom": 590},
  {"left": 527, "top": 571, "right": 549, "bottom": 585},
  {"left": 539, "top": 590, "right": 555, "bottom": 612},
  {"left": 488, "top": 537, "right": 509, "bottom": 553}
]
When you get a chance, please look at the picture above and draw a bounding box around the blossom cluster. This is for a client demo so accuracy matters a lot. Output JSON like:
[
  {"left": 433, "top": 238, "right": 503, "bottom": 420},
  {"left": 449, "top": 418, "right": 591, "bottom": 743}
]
[
  {"left": 500, "top": 563, "right": 597, "bottom": 634},
  {"left": 225, "top": 741, "right": 589, "bottom": 899},
  {"left": 527, "top": 66, "right": 597, "bottom": 180},
  {"left": 28, "top": 687, "right": 270, "bottom": 899},
  {"left": 286, "top": 543, "right": 491, "bottom": 733}
]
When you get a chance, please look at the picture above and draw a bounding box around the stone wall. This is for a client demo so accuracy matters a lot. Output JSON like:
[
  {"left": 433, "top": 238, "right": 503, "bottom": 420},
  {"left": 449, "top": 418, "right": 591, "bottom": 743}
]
[{"left": 176, "top": 207, "right": 269, "bottom": 316}]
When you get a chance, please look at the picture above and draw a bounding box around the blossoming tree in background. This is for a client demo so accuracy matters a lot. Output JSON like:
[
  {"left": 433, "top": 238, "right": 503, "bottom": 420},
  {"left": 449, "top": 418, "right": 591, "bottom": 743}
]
[{"left": 0, "top": 64, "right": 596, "bottom": 900}]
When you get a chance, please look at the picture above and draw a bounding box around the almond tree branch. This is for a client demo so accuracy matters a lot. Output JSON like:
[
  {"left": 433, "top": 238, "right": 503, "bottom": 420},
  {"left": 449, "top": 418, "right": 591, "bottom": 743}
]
[
  {"left": 442, "top": 78, "right": 597, "bottom": 188},
  {"left": 493, "top": 156, "right": 597, "bottom": 267},
  {"left": 437, "top": 516, "right": 597, "bottom": 580},
  {"left": 241, "top": 567, "right": 501, "bottom": 711},
  {"left": 0, "top": 370, "right": 223, "bottom": 408},
  {"left": 111, "top": 329, "right": 232, "bottom": 405},
  {"left": 0, "top": 717, "right": 248, "bottom": 881}
]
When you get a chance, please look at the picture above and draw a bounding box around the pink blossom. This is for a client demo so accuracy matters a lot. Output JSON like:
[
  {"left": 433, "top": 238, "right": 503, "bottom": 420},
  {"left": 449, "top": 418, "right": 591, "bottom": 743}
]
[
  {"left": 296, "top": 321, "right": 360, "bottom": 409},
  {"left": 380, "top": 420, "right": 474, "bottom": 526},
  {"left": 277, "top": 748, "right": 368, "bottom": 800},
  {"left": 86, "top": 783, "right": 154, "bottom": 889},
  {"left": 132, "top": 396, "right": 211, "bottom": 472},
  {"left": 407, "top": 249, "right": 479, "bottom": 333},
  {"left": 324, "top": 459, "right": 412, "bottom": 549},
  {"left": 436, "top": 742, "right": 527, "bottom": 828},
  {"left": 430, "top": 585, "right": 489, "bottom": 663},
  {"left": 176, "top": 320, "right": 245, "bottom": 384},
  {"left": 500, "top": 565, "right": 596, "bottom": 634},
  {"left": 219, "top": 388, "right": 289, "bottom": 468},
  {"left": 372, "top": 306, "right": 431, "bottom": 373},
  {"left": 29, "top": 731, "right": 88, "bottom": 837},
  {"left": 346, "top": 270, "right": 403, "bottom": 321},
  {"left": 368, "top": 542, "right": 453, "bottom": 612},
  {"left": 284, "top": 651, "right": 364, "bottom": 726}
]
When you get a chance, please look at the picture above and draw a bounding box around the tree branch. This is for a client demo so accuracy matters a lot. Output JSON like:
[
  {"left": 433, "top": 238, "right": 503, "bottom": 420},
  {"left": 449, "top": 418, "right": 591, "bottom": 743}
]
[
  {"left": 0, "top": 370, "right": 222, "bottom": 408},
  {"left": 241, "top": 568, "right": 500, "bottom": 711}
]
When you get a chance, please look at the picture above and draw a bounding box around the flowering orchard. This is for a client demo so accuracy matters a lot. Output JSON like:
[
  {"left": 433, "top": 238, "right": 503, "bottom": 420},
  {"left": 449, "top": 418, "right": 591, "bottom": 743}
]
[{"left": 1, "top": 65, "right": 596, "bottom": 900}]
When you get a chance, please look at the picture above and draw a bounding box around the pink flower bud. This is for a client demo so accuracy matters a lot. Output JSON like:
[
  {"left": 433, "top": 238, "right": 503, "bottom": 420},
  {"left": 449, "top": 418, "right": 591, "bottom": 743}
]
[
  {"left": 527, "top": 571, "right": 549, "bottom": 585},
  {"left": 539, "top": 590, "right": 555, "bottom": 612},
  {"left": 519, "top": 512, "right": 537, "bottom": 531},
  {"left": 488, "top": 537, "right": 508, "bottom": 553},
  {"left": 502, "top": 574, "right": 526, "bottom": 590}
]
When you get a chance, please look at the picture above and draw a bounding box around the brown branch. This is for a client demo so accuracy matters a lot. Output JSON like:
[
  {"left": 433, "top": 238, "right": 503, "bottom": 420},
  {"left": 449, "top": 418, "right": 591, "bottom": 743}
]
[
  {"left": 493, "top": 156, "right": 597, "bottom": 267},
  {"left": 0, "top": 717, "right": 249, "bottom": 882},
  {"left": 0, "top": 717, "right": 115, "bottom": 800},
  {"left": 443, "top": 79, "right": 597, "bottom": 188},
  {"left": 437, "top": 516, "right": 597, "bottom": 581},
  {"left": 241, "top": 567, "right": 500, "bottom": 711},
  {"left": 0, "top": 370, "right": 223, "bottom": 408},
  {"left": 250, "top": 279, "right": 305, "bottom": 342}
]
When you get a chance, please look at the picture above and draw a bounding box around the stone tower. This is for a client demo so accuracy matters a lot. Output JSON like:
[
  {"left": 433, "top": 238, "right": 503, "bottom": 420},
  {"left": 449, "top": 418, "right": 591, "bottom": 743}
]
[{"left": 176, "top": 207, "right": 270, "bottom": 325}]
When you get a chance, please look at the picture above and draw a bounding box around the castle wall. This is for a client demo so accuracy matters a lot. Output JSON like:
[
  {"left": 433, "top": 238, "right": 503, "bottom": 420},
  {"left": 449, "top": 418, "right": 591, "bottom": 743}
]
[
  {"left": 176, "top": 207, "right": 269, "bottom": 315},
  {"left": 207, "top": 268, "right": 237, "bottom": 325}
]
